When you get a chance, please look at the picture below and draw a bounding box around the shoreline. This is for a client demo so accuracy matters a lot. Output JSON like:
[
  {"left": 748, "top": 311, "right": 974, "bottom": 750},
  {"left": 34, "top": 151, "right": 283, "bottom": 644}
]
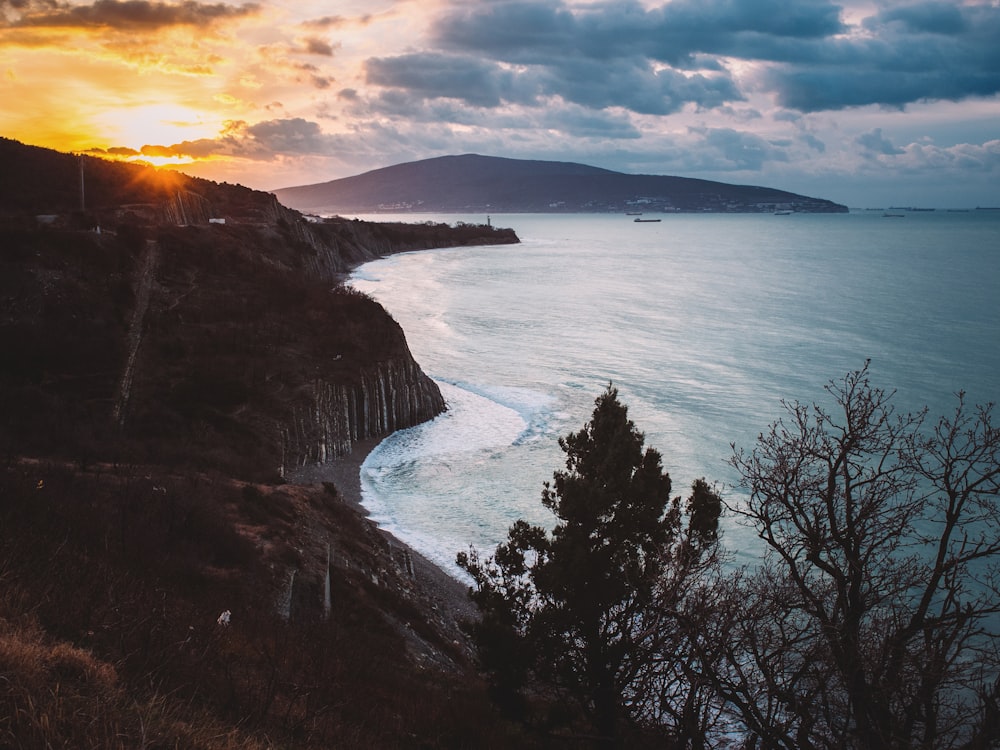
[{"left": 288, "top": 437, "right": 477, "bottom": 628}]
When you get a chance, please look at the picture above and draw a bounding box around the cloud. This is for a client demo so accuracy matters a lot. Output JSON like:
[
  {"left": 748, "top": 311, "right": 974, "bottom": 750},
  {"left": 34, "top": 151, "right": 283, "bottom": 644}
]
[
  {"left": 690, "top": 126, "right": 790, "bottom": 170},
  {"left": 432, "top": 0, "right": 844, "bottom": 67},
  {"left": 86, "top": 145, "right": 140, "bottom": 156},
  {"left": 363, "top": 50, "right": 739, "bottom": 116},
  {"left": 300, "top": 36, "right": 335, "bottom": 57},
  {"left": 535, "top": 58, "right": 741, "bottom": 115},
  {"left": 244, "top": 118, "right": 330, "bottom": 154},
  {"left": 364, "top": 52, "right": 536, "bottom": 108},
  {"left": 857, "top": 128, "right": 904, "bottom": 156},
  {"left": 300, "top": 13, "right": 372, "bottom": 30},
  {"left": 870, "top": 2, "right": 966, "bottom": 36},
  {"left": 855, "top": 135, "right": 1000, "bottom": 175},
  {"left": 766, "top": 4, "right": 1000, "bottom": 110},
  {"left": 5, "top": 0, "right": 260, "bottom": 30},
  {"left": 426, "top": 0, "right": 1000, "bottom": 114},
  {"left": 800, "top": 133, "right": 825, "bottom": 153},
  {"left": 300, "top": 14, "right": 348, "bottom": 30},
  {"left": 123, "top": 117, "right": 337, "bottom": 161},
  {"left": 536, "top": 106, "right": 641, "bottom": 139}
]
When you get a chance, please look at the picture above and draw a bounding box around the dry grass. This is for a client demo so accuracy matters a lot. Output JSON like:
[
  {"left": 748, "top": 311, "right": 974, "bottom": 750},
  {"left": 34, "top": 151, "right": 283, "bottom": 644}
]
[
  {"left": 0, "top": 603, "right": 274, "bottom": 750},
  {"left": 0, "top": 464, "right": 528, "bottom": 749}
]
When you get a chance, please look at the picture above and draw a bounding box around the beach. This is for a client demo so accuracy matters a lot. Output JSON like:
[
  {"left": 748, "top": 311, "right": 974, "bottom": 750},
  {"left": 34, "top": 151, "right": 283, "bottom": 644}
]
[{"left": 289, "top": 438, "right": 477, "bottom": 655}]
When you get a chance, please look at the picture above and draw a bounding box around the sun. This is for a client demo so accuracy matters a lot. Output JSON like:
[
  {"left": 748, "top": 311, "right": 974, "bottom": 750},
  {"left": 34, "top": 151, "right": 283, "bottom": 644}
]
[
  {"left": 131, "top": 154, "right": 196, "bottom": 167},
  {"left": 94, "top": 102, "right": 218, "bottom": 154}
]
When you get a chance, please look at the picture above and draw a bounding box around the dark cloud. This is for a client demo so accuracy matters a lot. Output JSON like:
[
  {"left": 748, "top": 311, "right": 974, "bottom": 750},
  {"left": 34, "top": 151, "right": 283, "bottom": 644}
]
[
  {"left": 245, "top": 118, "right": 329, "bottom": 154},
  {"left": 364, "top": 52, "right": 537, "bottom": 108},
  {"left": 423, "top": 0, "right": 1000, "bottom": 114},
  {"left": 869, "top": 2, "right": 966, "bottom": 35},
  {"left": 85, "top": 145, "right": 139, "bottom": 156},
  {"left": 432, "top": 0, "right": 844, "bottom": 67},
  {"left": 128, "top": 118, "right": 335, "bottom": 161},
  {"left": 535, "top": 58, "right": 740, "bottom": 115},
  {"left": 300, "top": 36, "right": 335, "bottom": 56},
  {"left": 8, "top": 0, "right": 259, "bottom": 30},
  {"left": 759, "top": 3, "right": 1000, "bottom": 110},
  {"left": 0, "top": 0, "right": 58, "bottom": 14},
  {"left": 770, "top": 65, "right": 1000, "bottom": 112},
  {"left": 364, "top": 50, "right": 739, "bottom": 115}
]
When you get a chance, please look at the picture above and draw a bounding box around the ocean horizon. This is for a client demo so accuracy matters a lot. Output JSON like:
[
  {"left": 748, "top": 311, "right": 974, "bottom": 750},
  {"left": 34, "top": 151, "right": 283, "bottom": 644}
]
[{"left": 345, "top": 211, "right": 1000, "bottom": 578}]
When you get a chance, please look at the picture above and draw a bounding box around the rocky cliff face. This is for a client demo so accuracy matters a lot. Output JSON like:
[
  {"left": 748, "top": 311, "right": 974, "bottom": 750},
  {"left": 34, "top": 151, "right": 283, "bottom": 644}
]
[
  {"left": 0, "top": 220, "right": 458, "bottom": 481},
  {"left": 0, "top": 139, "right": 520, "bottom": 481},
  {"left": 280, "top": 358, "right": 445, "bottom": 474},
  {"left": 159, "top": 190, "right": 214, "bottom": 225}
]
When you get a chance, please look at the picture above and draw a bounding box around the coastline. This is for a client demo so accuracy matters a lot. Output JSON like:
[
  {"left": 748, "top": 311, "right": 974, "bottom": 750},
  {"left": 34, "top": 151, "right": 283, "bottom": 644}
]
[{"left": 289, "top": 438, "right": 478, "bottom": 634}]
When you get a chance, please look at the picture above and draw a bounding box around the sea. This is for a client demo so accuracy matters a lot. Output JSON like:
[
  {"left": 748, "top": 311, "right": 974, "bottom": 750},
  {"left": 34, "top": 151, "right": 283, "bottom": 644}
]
[{"left": 342, "top": 211, "right": 1000, "bottom": 579}]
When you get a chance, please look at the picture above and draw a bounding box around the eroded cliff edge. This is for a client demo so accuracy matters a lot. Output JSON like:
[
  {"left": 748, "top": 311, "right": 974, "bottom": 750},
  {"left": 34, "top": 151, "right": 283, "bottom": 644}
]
[
  {"left": 0, "top": 138, "right": 518, "bottom": 481},
  {"left": 0, "top": 139, "right": 531, "bottom": 748}
]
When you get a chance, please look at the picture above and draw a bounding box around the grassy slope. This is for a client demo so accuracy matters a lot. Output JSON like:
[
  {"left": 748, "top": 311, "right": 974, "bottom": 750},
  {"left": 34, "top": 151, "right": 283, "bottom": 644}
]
[{"left": 0, "top": 140, "right": 530, "bottom": 748}]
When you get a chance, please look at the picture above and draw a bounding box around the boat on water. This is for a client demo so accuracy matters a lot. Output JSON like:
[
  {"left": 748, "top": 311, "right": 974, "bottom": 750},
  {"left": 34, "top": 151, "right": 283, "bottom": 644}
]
[
  {"left": 634, "top": 217, "right": 661, "bottom": 222},
  {"left": 773, "top": 210, "right": 793, "bottom": 216},
  {"left": 625, "top": 211, "right": 643, "bottom": 216},
  {"left": 883, "top": 213, "right": 905, "bottom": 218}
]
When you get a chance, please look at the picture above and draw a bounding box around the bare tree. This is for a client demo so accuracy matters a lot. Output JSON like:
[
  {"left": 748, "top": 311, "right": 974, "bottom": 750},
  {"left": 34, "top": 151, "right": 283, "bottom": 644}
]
[
  {"left": 618, "top": 478, "right": 729, "bottom": 748},
  {"left": 709, "top": 363, "right": 1000, "bottom": 749}
]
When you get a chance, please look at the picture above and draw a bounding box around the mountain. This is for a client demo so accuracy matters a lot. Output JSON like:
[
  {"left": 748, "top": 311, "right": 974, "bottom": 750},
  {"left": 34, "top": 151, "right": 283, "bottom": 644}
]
[{"left": 272, "top": 153, "right": 848, "bottom": 214}]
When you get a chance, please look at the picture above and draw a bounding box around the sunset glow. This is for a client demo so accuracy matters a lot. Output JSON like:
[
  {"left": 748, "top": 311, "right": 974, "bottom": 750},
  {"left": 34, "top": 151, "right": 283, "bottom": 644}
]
[{"left": 2, "top": 0, "right": 998, "bottom": 207}]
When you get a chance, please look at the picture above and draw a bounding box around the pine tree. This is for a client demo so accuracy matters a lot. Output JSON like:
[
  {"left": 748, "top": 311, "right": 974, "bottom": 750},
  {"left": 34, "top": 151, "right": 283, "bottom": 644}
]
[{"left": 458, "top": 385, "right": 722, "bottom": 746}]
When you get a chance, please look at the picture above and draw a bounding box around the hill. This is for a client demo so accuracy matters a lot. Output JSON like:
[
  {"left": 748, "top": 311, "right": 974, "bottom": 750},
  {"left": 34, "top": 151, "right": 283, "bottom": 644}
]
[
  {"left": 272, "top": 153, "right": 848, "bottom": 214},
  {"left": 0, "top": 138, "right": 527, "bottom": 748}
]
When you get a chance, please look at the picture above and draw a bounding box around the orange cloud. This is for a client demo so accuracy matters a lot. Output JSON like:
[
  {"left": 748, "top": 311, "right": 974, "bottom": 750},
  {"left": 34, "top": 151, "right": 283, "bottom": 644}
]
[{"left": 93, "top": 117, "right": 335, "bottom": 164}]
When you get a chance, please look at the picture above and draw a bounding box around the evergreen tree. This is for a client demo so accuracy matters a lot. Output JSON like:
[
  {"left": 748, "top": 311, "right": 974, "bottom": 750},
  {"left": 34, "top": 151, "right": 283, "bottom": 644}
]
[{"left": 458, "top": 385, "right": 722, "bottom": 746}]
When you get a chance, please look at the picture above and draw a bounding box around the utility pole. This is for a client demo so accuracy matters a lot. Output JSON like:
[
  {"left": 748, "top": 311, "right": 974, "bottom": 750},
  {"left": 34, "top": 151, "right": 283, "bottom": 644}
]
[{"left": 79, "top": 155, "right": 85, "bottom": 212}]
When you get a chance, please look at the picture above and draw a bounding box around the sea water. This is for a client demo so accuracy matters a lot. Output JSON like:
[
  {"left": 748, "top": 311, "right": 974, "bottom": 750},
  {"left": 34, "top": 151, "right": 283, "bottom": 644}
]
[{"left": 346, "top": 211, "right": 1000, "bottom": 577}]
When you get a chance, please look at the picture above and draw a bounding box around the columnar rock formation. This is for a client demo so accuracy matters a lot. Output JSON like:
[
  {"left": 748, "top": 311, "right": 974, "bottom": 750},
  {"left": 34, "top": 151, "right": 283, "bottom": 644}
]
[{"left": 280, "top": 358, "right": 446, "bottom": 475}]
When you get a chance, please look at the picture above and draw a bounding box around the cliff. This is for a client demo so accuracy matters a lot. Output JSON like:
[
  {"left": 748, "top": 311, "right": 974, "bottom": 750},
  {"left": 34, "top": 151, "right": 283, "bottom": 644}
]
[
  {"left": 0, "top": 140, "right": 535, "bottom": 747},
  {"left": 0, "top": 217, "right": 458, "bottom": 481},
  {"left": 0, "top": 139, "right": 520, "bottom": 479},
  {"left": 280, "top": 358, "right": 446, "bottom": 473}
]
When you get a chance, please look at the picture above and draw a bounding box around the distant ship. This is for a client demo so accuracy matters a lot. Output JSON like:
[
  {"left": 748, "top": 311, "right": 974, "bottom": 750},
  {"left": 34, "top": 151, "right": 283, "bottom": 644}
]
[{"left": 634, "top": 217, "right": 661, "bottom": 222}]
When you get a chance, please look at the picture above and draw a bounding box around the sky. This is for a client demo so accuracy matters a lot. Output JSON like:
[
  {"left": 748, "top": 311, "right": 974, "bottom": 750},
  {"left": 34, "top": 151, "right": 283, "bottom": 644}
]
[{"left": 1, "top": 0, "right": 998, "bottom": 209}]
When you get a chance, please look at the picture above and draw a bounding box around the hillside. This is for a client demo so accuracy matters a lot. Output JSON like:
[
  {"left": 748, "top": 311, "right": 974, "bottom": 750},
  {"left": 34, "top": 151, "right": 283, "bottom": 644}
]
[
  {"left": 272, "top": 153, "right": 848, "bottom": 214},
  {"left": 0, "top": 138, "right": 527, "bottom": 748}
]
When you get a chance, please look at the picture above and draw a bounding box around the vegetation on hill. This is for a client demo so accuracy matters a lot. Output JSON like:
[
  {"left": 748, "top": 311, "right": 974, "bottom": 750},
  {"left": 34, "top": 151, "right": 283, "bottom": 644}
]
[
  {"left": 0, "top": 138, "right": 527, "bottom": 747},
  {"left": 273, "top": 153, "right": 849, "bottom": 215}
]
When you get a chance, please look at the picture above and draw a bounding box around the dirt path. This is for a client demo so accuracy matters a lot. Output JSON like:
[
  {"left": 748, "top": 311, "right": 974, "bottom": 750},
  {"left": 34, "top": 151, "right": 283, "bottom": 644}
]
[{"left": 113, "top": 239, "right": 159, "bottom": 425}]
